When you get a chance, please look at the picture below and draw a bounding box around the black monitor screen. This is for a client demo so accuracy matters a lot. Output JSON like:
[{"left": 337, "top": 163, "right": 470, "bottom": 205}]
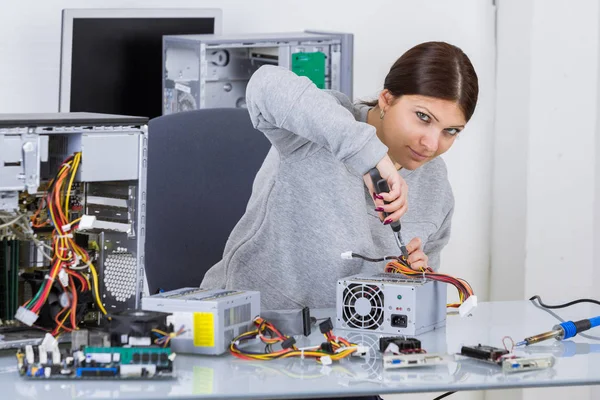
[{"left": 69, "top": 18, "right": 214, "bottom": 119}]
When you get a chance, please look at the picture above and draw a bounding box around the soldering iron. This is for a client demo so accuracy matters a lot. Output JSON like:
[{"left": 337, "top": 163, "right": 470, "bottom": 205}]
[
  {"left": 516, "top": 316, "right": 600, "bottom": 347},
  {"left": 369, "top": 168, "right": 409, "bottom": 258}
]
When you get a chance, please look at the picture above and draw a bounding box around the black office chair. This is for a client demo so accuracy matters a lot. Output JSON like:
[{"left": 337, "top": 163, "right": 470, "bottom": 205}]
[{"left": 145, "top": 108, "right": 271, "bottom": 293}]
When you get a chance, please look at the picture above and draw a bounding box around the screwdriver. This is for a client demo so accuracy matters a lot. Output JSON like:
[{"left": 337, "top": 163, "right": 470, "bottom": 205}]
[{"left": 369, "top": 168, "right": 409, "bottom": 258}]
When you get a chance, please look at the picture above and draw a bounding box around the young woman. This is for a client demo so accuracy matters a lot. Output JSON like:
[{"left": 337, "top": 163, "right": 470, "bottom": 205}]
[{"left": 202, "top": 42, "right": 479, "bottom": 313}]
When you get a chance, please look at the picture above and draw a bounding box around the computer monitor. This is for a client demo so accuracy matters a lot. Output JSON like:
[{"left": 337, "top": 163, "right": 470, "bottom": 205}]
[{"left": 59, "top": 8, "right": 222, "bottom": 119}]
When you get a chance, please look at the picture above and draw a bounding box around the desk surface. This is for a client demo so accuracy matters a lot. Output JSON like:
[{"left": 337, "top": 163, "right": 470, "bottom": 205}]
[{"left": 1, "top": 301, "right": 600, "bottom": 399}]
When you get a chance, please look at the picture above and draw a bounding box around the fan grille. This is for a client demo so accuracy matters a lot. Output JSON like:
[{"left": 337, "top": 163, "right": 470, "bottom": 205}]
[
  {"left": 104, "top": 251, "right": 137, "bottom": 303},
  {"left": 342, "top": 283, "right": 384, "bottom": 330}
]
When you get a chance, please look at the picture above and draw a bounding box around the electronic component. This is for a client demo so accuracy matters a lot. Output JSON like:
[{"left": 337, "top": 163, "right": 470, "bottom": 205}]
[
  {"left": 162, "top": 32, "right": 353, "bottom": 114},
  {"left": 142, "top": 287, "right": 260, "bottom": 355},
  {"left": 501, "top": 356, "right": 555, "bottom": 373},
  {"left": 260, "top": 307, "right": 311, "bottom": 336},
  {"left": 17, "top": 343, "right": 175, "bottom": 380},
  {"left": 17, "top": 309, "right": 177, "bottom": 380},
  {"left": 460, "top": 344, "right": 509, "bottom": 364},
  {"left": 379, "top": 337, "right": 421, "bottom": 353},
  {"left": 336, "top": 273, "right": 446, "bottom": 336},
  {"left": 382, "top": 353, "right": 448, "bottom": 370},
  {"left": 0, "top": 113, "right": 148, "bottom": 349}
]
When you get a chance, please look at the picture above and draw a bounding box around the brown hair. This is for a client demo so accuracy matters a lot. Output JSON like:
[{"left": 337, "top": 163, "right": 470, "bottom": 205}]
[{"left": 365, "top": 41, "right": 479, "bottom": 121}]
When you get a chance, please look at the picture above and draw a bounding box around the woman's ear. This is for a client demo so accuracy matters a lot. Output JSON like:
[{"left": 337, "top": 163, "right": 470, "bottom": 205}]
[{"left": 378, "top": 89, "right": 394, "bottom": 111}]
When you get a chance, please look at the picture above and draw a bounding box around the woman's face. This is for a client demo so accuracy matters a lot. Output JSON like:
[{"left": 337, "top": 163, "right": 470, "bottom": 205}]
[{"left": 378, "top": 92, "right": 467, "bottom": 170}]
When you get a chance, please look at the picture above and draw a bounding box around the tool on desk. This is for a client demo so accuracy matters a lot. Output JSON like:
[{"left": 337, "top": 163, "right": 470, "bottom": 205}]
[
  {"left": 516, "top": 316, "right": 600, "bottom": 347},
  {"left": 369, "top": 168, "right": 408, "bottom": 258}
]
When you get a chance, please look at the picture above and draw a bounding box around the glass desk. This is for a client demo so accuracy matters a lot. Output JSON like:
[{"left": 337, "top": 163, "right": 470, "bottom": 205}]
[{"left": 1, "top": 301, "right": 600, "bottom": 399}]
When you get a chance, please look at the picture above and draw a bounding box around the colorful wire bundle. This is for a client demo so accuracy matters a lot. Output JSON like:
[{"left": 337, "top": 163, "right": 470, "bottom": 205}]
[
  {"left": 23, "top": 153, "right": 107, "bottom": 336},
  {"left": 385, "top": 257, "right": 474, "bottom": 308},
  {"left": 152, "top": 326, "right": 185, "bottom": 348},
  {"left": 230, "top": 317, "right": 359, "bottom": 364}
]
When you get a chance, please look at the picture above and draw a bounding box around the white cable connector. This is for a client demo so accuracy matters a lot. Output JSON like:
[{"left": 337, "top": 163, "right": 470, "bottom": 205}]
[
  {"left": 15, "top": 306, "right": 38, "bottom": 327},
  {"left": 459, "top": 295, "right": 478, "bottom": 317},
  {"left": 61, "top": 223, "right": 71, "bottom": 232},
  {"left": 58, "top": 269, "right": 69, "bottom": 287},
  {"left": 385, "top": 343, "right": 400, "bottom": 354},
  {"left": 340, "top": 251, "right": 354, "bottom": 260},
  {"left": 78, "top": 215, "right": 96, "bottom": 230},
  {"left": 40, "top": 333, "right": 58, "bottom": 352},
  {"left": 320, "top": 355, "right": 332, "bottom": 365},
  {"left": 352, "top": 345, "right": 369, "bottom": 357}
]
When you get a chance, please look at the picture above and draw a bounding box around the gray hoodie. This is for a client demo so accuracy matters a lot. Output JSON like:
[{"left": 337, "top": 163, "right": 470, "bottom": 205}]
[{"left": 201, "top": 65, "right": 454, "bottom": 310}]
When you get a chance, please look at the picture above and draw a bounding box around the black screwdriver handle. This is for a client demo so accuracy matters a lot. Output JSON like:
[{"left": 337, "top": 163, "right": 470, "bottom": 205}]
[{"left": 369, "top": 168, "right": 401, "bottom": 232}]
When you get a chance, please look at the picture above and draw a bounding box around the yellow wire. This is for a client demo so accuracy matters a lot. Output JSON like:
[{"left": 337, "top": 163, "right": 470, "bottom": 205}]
[
  {"left": 89, "top": 262, "right": 107, "bottom": 315},
  {"left": 64, "top": 153, "right": 80, "bottom": 217}
]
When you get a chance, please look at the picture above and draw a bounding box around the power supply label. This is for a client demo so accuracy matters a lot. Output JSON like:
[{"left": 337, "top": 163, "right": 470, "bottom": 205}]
[{"left": 193, "top": 312, "right": 215, "bottom": 347}]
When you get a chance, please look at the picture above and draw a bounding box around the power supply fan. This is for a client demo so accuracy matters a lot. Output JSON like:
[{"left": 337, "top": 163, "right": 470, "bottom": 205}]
[{"left": 342, "top": 283, "right": 384, "bottom": 330}]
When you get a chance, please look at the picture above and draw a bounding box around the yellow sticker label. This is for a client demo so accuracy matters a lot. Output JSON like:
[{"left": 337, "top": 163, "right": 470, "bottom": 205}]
[{"left": 193, "top": 312, "right": 215, "bottom": 347}]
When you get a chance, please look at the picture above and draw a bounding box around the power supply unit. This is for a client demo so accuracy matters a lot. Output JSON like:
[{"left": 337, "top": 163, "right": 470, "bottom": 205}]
[
  {"left": 336, "top": 273, "right": 447, "bottom": 336},
  {"left": 141, "top": 288, "right": 260, "bottom": 355}
]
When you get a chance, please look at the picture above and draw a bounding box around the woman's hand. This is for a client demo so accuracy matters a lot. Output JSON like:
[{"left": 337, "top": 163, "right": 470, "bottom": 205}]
[
  {"left": 363, "top": 154, "right": 408, "bottom": 224},
  {"left": 405, "top": 237, "right": 428, "bottom": 271}
]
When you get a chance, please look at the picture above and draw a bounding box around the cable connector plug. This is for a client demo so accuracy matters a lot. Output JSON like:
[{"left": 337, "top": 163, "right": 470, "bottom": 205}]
[
  {"left": 352, "top": 345, "right": 369, "bottom": 357},
  {"left": 40, "top": 333, "right": 58, "bottom": 352},
  {"left": 58, "top": 268, "right": 69, "bottom": 287},
  {"left": 78, "top": 215, "right": 96, "bottom": 230},
  {"left": 282, "top": 337, "right": 296, "bottom": 349},
  {"left": 384, "top": 343, "right": 400, "bottom": 354},
  {"left": 321, "top": 342, "right": 334, "bottom": 354},
  {"left": 320, "top": 355, "right": 332, "bottom": 366},
  {"left": 459, "top": 295, "right": 478, "bottom": 317},
  {"left": 319, "top": 318, "right": 334, "bottom": 334},
  {"left": 15, "top": 306, "right": 38, "bottom": 326},
  {"left": 340, "top": 251, "right": 353, "bottom": 260}
]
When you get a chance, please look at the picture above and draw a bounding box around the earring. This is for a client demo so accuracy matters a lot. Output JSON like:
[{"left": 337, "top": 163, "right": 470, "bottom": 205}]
[{"left": 380, "top": 109, "right": 385, "bottom": 120}]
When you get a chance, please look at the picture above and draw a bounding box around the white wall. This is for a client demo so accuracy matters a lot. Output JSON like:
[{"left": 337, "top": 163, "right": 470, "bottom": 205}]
[
  {"left": 492, "top": 0, "right": 600, "bottom": 399},
  {"left": 0, "top": 1, "right": 495, "bottom": 399},
  {"left": 493, "top": 0, "right": 599, "bottom": 312}
]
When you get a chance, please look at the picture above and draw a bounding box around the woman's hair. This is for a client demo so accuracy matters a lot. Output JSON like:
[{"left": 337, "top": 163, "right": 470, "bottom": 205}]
[{"left": 365, "top": 41, "right": 479, "bottom": 121}]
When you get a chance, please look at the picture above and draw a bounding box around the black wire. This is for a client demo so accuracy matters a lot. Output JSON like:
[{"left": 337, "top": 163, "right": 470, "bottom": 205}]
[
  {"left": 529, "top": 298, "right": 600, "bottom": 341},
  {"left": 432, "top": 392, "right": 456, "bottom": 400},
  {"left": 529, "top": 295, "right": 600, "bottom": 309},
  {"left": 351, "top": 252, "right": 401, "bottom": 263}
]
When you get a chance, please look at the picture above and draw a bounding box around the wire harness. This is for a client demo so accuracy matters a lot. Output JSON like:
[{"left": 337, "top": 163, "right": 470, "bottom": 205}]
[
  {"left": 230, "top": 317, "right": 362, "bottom": 363},
  {"left": 342, "top": 252, "right": 475, "bottom": 310},
  {"left": 14, "top": 153, "right": 107, "bottom": 335}
]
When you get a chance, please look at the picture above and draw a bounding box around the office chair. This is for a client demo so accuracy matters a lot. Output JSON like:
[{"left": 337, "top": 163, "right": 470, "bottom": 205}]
[{"left": 145, "top": 108, "right": 271, "bottom": 293}]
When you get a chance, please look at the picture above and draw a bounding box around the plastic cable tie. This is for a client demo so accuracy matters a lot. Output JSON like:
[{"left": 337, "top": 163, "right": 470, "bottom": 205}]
[
  {"left": 301, "top": 349, "right": 305, "bottom": 359},
  {"left": 57, "top": 233, "right": 73, "bottom": 239}
]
